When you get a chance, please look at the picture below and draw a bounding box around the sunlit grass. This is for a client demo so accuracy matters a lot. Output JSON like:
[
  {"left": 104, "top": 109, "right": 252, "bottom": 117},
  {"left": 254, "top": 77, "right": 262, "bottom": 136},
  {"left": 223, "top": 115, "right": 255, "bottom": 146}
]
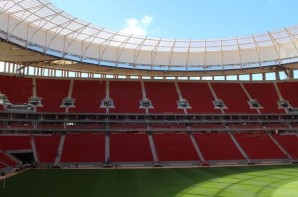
[{"left": 0, "top": 165, "right": 297, "bottom": 197}]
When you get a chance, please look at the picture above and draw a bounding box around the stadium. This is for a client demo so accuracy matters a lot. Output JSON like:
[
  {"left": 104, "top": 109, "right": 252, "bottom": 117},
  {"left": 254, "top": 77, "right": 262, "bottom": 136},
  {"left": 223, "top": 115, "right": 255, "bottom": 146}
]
[{"left": 0, "top": 0, "right": 298, "bottom": 196}]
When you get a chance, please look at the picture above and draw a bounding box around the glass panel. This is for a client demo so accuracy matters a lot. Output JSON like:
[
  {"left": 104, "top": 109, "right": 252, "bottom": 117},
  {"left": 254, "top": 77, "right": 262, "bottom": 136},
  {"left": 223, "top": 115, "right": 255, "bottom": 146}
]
[
  {"left": 226, "top": 75, "right": 237, "bottom": 81},
  {"left": 252, "top": 73, "right": 262, "bottom": 81},
  {"left": 239, "top": 74, "right": 250, "bottom": 81},
  {"left": 265, "top": 72, "right": 276, "bottom": 80}
]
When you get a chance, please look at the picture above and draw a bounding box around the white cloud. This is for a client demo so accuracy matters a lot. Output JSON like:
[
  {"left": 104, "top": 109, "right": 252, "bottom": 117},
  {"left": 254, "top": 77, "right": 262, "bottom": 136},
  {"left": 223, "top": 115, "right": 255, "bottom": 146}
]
[
  {"left": 120, "top": 15, "right": 153, "bottom": 36},
  {"left": 141, "top": 15, "right": 153, "bottom": 26}
]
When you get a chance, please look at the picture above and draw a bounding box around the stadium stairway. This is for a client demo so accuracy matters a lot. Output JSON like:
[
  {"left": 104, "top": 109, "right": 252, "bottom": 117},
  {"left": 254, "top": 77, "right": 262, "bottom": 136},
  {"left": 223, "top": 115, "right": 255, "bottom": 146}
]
[
  {"left": 272, "top": 134, "right": 298, "bottom": 161},
  {"left": 104, "top": 133, "right": 110, "bottom": 166},
  {"left": 193, "top": 133, "right": 247, "bottom": 166},
  {"left": 189, "top": 133, "right": 205, "bottom": 163},
  {"left": 31, "top": 136, "right": 39, "bottom": 163},
  {"left": 54, "top": 135, "right": 65, "bottom": 166},
  {"left": 239, "top": 83, "right": 261, "bottom": 114},
  {"left": 208, "top": 83, "right": 225, "bottom": 114},
  {"left": 268, "top": 133, "right": 292, "bottom": 160},
  {"left": 229, "top": 133, "right": 250, "bottom": 161},
  {"left": 174, "top": 82, "right": 187, "bottom": 114},
  {"left": 64, "top": 79, "right": 74, "bottom": 113},
  {"left": 148, "top": 133, "right": 159, "bottom": 164},
  {"left": 153, "top": 133, "right": 201, "bottom": 166},
  {"left": 140, "top": 81, "right": 149, "bottom": 114},
  {"left": 234, "top": 132, "right": 291, "bottom": 165},
  {"left": 105, "top": 81, "right": 110, "bottom": 114}
]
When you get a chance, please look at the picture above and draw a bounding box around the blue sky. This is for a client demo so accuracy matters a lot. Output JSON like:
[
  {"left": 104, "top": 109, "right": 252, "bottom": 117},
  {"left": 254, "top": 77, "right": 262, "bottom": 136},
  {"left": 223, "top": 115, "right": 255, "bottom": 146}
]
[{"left": 49, "top": 0, "right": 297, "bottom": 39}]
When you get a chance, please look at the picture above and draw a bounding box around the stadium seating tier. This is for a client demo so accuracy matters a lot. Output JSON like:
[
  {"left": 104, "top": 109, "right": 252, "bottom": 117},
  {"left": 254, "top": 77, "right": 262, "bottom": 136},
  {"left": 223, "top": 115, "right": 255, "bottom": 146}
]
[
  {"left": 153, "top": 133, "right": 200, "bottom": 161},
  {"left": 34, "top": 135, "right": 61, "bottom": 163},
  {"left": 194, "top": 133, "right": 245, "bottom": 160},
  {"left": 234, "top": 133, "right": 287, "bottom": 159},
  {"left": 109, "top": 133, "right": 153, "bottom": 162},
  {"left": 60, "top": 133, "right": 105, "bottom": 163}
]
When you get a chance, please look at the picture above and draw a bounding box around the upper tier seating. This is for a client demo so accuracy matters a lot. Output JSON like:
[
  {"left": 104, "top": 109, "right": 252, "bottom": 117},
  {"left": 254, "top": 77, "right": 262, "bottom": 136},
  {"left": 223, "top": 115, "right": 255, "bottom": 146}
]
[
  {"left": 34, "top": 135, "right": 61, "bottom": 163},
  {"left": 243, "top": 83, "right": 284, "bottom": 113},
  {"left": 0, "top": 135, "right": 31, "bottom": 151},
  {"left": 60, "top": 133, "right": 105, "bottom": 163},
  {"left": 272, "top": 134, "right": 298, "bottom": 159},
  {"left": 277, "top": 82, "right": 298, "bottom": 107},
  {"left": 153, "top": 133, "right": 199, "bottom": 161},
  {"left": 145, "top": 82, "right": 183, "bottom": 114},
  {"left": 36, "top": 79, "right": 70, "bottom": 112},
  {"left": 68, "top": 80, "right": 106, "bottom": 113},
  {"left": 0, "top": 75, "right": 32, "bottom": 105},
  {"left": 234, "top": 132, "right": 287, "bottom": 159},
  {"left": 194, "top": 133, "right": 245, "bottom": 160},
  {"left": 109, "top": 81, "right": 145, "bottom": 113},
  {"left": 0, "top": 75, "right": 296, "bottom": 114},
  {"left": 211, "top": 83, "right": 256, "bottom": 114},
  {"left": 109, "top": 133, "right": 153, "bottom": 162},
  {"left": 178, "top": 82, "right": 220, "bottom": 114}
]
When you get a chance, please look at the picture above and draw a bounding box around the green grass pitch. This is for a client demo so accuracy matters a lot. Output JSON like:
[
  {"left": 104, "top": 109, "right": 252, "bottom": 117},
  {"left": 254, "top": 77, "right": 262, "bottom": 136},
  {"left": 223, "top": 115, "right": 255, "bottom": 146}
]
[{"left": 1, "top": 165, "right": 298, "bottom": 197}]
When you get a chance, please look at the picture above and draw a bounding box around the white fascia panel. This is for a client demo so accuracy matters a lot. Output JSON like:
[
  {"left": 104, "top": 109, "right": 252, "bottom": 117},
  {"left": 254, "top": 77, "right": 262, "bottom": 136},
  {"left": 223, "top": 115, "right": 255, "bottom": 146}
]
[
  {"left": 154, "top": 52, "right": 170, "bottom": 65},
  {"left": 118, "top": 49, "right": 134, "bottom": 63},
  {"left": 65, "top": 39, "right": 83, "bottom": 56},
  {"left": 135, "top": 51, "right": 152, "bottom": 65},
  {"left": 100, "top": 47, "right": 117, "bottom": 61},
  {"left": 0, "top": 13, "right": 9, "bottom": 33},
  {"left": 28, "top": 25, "right": 48, "bottom": 46},
  {"left": 241, "top": 49, "right": 259, "bottom": 63},
  {"left": 171, "top": 53, "right": 188, "bottom": 66},
  {"left": 82, "top": 43, "right": 99, "bottom": 59},
  {"left": 259, "top": 46, "right": 278, "bottom": 61},
  {"left": 45, "top": 32, "right": 64, "bottom": 52},
  {"left": 279, "top": 43, "right": 298, "bottom": 59},
  {"left": 205, "top": 51, "right": 222, "bottom": 65},
  {"left": 188, "top": 52, "right": 204, "bottom": 66},
  {"left": 6, "top": 15, "right": 24, "bottom": 36},
  {"left": 223, "top": 50, "right": 241, "bottom": 65}
]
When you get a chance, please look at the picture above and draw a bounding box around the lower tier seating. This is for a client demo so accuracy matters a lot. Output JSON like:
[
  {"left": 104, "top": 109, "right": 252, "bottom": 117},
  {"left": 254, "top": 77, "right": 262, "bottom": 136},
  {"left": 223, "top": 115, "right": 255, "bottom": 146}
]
[
  {"left": 194, "top": 133, "right": 245, "bottom": 160},
  {"left": 0, "top": 132, "right": 295, "bottom": 165},
  {"left": 153, "top": 133, "right": 200, "bottom": 161},
  {"left": 272, "top": 134, "right": 298, "bottom": 159},
  {"left": 234, "top": 132, "right": 287, "bottom": 159},
  {"left": 34, "top": 135, "right": 61, "bottom": 163},
  {"left": 0, "top": 135, "right": 31, "bottom": 151},
  {"left": 0, "top": 150, "right": 17, "bottom": 167},
  {"left": 0, "top": 163, "right": 6, "bottom": 169},
  {"left": 109, "top": 133, "right": 153, "bottom": 162},
  {"left": 60, "top": 133, "right": 105, "bottom": 163}
]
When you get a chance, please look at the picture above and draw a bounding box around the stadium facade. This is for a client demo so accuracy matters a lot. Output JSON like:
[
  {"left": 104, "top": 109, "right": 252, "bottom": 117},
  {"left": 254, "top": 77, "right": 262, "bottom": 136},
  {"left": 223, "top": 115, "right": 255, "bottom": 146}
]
[{"left": 0, "top": 0, "right": 298, "bottom": 173}]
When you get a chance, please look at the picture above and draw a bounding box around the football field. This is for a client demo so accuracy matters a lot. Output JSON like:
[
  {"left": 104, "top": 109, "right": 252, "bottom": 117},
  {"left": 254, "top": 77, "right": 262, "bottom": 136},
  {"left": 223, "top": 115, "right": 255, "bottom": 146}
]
[{"left": 1, "top": 165, "right": 298, "bottom": 197}]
